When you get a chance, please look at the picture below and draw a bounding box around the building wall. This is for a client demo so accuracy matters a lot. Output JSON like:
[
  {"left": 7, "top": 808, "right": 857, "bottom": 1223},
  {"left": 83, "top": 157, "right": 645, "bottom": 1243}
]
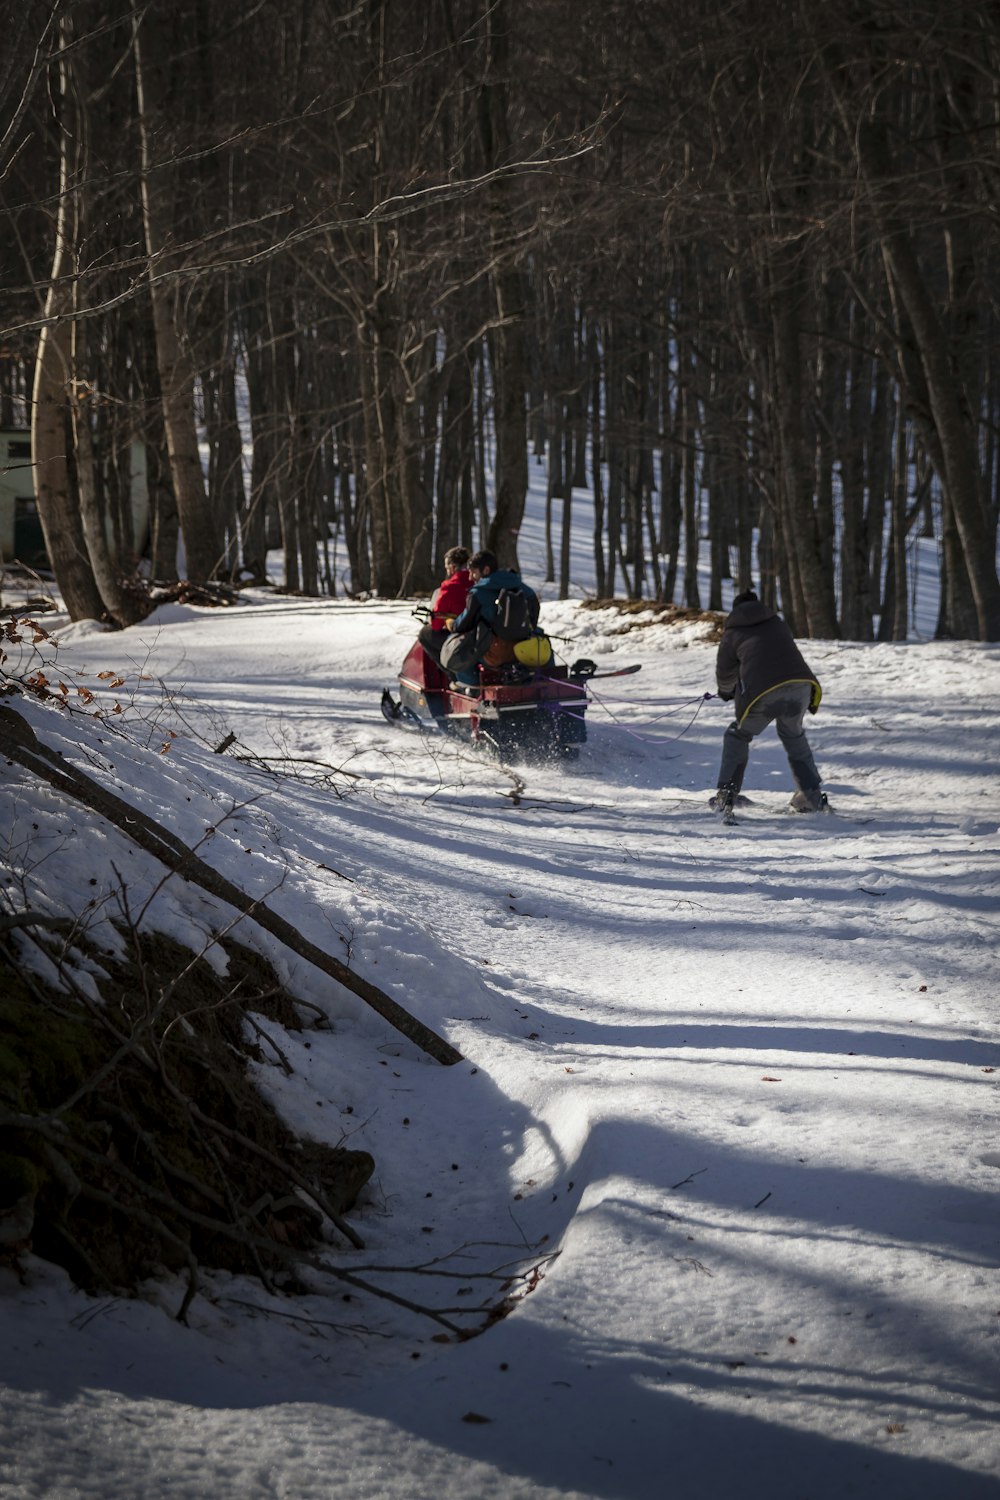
[
  {"left": 0, "top": 428, "right": 150, "bottom": 567},
  {"left": 0, "top": 431, "right": 39, "bottom": 563}
]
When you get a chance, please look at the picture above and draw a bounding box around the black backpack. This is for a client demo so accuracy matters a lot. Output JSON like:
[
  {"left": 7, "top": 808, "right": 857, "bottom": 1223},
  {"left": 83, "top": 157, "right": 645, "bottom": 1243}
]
[{"left": 492, "top": 585, "right": 535, "bottom": 642}]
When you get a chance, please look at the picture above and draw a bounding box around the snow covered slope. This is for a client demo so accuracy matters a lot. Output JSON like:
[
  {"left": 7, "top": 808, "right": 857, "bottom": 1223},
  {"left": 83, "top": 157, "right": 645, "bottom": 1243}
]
[{"left": 1, "top": 595, "right": 998, "bottom": 1500}]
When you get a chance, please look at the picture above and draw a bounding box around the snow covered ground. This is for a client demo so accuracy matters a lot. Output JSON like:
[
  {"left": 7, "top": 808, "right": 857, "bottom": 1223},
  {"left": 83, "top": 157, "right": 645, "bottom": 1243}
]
[{"left": 1, "top": 551, "right": 999, "bottom": 1497}]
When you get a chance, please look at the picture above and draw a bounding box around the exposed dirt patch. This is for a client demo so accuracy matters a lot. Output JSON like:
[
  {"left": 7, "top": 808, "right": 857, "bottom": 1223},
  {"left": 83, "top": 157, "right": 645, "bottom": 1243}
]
[
  {"left": 0, "top": 928, "right": 373, "bottom": 1301},
  {"left": 578, "top": 597, "right": 726, "bottom": 641}
]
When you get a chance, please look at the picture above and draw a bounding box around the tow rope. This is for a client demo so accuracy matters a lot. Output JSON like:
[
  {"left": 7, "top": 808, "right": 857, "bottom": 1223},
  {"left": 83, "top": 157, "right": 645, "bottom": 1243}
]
[{"left": 544, "top": 674, "right": 716, "bottom": 746}]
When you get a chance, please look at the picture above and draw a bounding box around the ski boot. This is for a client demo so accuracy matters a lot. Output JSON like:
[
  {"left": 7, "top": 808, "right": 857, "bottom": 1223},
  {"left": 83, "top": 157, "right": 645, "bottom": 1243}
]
[
  {"left": 709, "top": 783, "right": 738, "bottom": 823},
  {"left": 789, "top": 789, "right": 830, "bottom": 814}
]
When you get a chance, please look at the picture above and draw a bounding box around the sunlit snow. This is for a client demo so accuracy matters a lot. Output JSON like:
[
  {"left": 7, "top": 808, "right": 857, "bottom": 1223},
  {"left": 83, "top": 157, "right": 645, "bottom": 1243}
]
[{"left": 1, "top": 518, "right": 998, "bottom": 1498}]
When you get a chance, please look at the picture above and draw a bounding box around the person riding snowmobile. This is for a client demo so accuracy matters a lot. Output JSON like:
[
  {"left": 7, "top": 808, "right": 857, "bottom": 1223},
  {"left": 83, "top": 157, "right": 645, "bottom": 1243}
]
[
  {"left": 446, "top": 549, "right": 540, "bottom": 685},
  {"left": 418, "top": 546, "right": 472, "bottom": 668}
]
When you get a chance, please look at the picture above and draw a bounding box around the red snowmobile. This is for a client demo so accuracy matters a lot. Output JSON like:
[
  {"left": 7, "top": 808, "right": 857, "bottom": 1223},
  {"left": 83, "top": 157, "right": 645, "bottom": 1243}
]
[{"left": 381, "top": 638, "right": 637, "bottom": 762}]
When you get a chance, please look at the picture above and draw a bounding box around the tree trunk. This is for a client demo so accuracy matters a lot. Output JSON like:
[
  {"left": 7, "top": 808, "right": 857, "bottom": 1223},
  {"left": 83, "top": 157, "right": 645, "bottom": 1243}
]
[
  {"left": 396, "top": 361, "right": 433, "bottom": 597},
  {"left": 544, "top": 401, "right": 562, "bottom": 585},
  {"left": 131, "top": 0, "right": 221, "bottom": 583},
  {"left": 71, "top": 318, "right": 146, "bottom": 625},
  {"left": 479, "top": 2, "right": 528, "bottom": 570},
  {"left": 204, "top": 347, "right": 246, "bottom": 581},
  {"left": 660, "top": 358, "right": 681, "bottom": 605},
  {"left": 839, "top": 305, "right": 873, "bottom": 640},
  {"left": 559, "top": 446, "right": 573, "bottom": 600},
  {"left": 769, "top": 279, "right": 837, "bottom": 637},
  {"left": 437, "top": 334, "right": 474, "bottom": 562},
  {"left": 680, "top": 368, "right": 700, "bottom": 610},
  {"left": 357, "top": 313, "right": 398, "bottom": 596},
  {"left": 859, "top": 120, "right": 1000, "bottom": 639},
  {"left": 588, "top": 321, "right": 607, "bottom": 597},
  {"left": 30, "top": 19, "right": 103, "bottom": 623}
]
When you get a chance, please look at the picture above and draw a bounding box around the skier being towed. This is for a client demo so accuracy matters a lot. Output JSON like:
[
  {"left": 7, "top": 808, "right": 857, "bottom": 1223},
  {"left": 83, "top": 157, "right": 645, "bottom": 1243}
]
[
  {"left": 711, "top": 587, "right": 828, "bottom": 817},
  {"left": 446, "top": 549, "right": 540, "bottom": 686}
]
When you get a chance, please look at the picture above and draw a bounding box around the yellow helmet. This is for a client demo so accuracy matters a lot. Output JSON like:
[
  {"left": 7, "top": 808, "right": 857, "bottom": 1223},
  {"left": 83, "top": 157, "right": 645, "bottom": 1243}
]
[{"left": 513, "top": 634, "right": 552, "bottom": 668}]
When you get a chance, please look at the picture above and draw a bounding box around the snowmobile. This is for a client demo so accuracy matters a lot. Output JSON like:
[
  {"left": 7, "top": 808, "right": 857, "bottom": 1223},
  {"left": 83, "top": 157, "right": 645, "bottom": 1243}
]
[{"left": 380, "top": 635, "right": 638, "bottom": 762}]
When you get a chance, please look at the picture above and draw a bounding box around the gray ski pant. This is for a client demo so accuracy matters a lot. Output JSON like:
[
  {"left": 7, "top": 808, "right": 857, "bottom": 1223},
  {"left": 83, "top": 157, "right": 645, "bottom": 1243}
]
[{"left": 717, "top": 682, "right": 821, "bottom": 794}]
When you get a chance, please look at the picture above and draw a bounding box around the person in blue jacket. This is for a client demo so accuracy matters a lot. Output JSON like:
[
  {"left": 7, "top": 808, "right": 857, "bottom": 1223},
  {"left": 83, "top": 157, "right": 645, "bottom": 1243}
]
[{"left": 447, "top": 549, "right": 540, "bottom": 685}]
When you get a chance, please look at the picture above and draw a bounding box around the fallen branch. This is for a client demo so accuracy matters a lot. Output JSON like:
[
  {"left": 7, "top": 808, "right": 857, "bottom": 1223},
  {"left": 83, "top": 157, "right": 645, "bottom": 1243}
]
[
  {"left": 0, "top": 909, "right": 73, "bottom": 935},
  {"left": 0, "top": 705, "right": 462, "bottom": 1065},
  {"left": 248, "top": 753, "right": 365, "bottom": 780}
]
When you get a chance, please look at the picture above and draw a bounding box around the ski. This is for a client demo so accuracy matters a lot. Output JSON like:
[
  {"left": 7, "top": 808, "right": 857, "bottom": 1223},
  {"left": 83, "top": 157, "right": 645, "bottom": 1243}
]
[
  {"left": 573, "top": 662, "right": 642, "bottom": 680},
  {"left": 708, "top": 799, "right": 872, "bottom": 827}
]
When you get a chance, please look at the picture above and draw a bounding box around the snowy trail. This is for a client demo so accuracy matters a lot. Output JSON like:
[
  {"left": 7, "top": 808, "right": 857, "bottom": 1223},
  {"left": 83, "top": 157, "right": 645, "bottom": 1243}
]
[{"left": 1, "top": 598, "right": 999, "bottom": 1499}]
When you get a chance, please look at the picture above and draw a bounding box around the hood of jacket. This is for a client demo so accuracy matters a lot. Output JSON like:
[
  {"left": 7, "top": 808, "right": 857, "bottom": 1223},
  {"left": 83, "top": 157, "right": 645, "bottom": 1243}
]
[
  {"left": 471, "top": 567, "right": 524, "bottom": 602},
  {"left": 452, "top": 568, "right": 539, "bottom": 639},
  {"left": 469, "top": 568, "right": 531, "bottom": 620},
  {"left": 724, "top": 599, "right": 777, "bottom": 630},
  {"left": 716, "top": 602, "right": 818, "bottom": 720}
]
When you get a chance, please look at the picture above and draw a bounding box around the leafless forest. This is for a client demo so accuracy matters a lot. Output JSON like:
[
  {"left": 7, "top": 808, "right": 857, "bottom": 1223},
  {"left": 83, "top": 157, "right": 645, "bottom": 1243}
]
[{"left": 2, "top": 0, "right": 1000, "bottom": 638}]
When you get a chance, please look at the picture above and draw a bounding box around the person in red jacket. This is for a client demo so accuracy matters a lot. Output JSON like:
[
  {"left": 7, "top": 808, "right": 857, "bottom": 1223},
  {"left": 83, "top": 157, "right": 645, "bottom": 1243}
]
[{"left": 418, "top": 546, "right": 472, "bottom": 667}]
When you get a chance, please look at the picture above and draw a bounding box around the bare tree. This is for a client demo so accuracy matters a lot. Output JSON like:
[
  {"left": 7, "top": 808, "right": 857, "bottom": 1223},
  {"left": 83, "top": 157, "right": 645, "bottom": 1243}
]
[{"left": 131, "top": 0, "right": 224, "bottom": 583}]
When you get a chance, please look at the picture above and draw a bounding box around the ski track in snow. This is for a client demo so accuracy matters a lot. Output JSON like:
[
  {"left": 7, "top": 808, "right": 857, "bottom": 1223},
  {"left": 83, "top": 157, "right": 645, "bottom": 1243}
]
[{"left": 1, "top": 596, "right": 998, "bottom": 1500}]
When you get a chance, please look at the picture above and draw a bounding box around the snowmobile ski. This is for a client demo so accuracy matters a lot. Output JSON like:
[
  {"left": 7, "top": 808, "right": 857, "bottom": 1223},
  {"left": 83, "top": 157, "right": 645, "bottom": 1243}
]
[
  {"left": 380, "top": 687, "right": 428, "bottom": 730},
  {"left": 380, "top": 687, "right": 402, "bottom": 722},
  {"left": 570, "top": 659, "right": 641, "bottom": 680}
]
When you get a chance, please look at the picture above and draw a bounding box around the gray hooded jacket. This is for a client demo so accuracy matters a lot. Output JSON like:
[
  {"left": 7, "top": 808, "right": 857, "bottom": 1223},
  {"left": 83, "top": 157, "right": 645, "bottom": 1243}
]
[{"left": 716, "top": 600, "right": 820, "bottom": 722}]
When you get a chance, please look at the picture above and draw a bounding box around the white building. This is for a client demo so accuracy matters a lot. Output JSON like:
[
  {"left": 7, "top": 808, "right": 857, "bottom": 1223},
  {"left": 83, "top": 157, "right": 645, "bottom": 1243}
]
[{"left": 0, "top": 428, "right": 150, "bottom": 568}]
